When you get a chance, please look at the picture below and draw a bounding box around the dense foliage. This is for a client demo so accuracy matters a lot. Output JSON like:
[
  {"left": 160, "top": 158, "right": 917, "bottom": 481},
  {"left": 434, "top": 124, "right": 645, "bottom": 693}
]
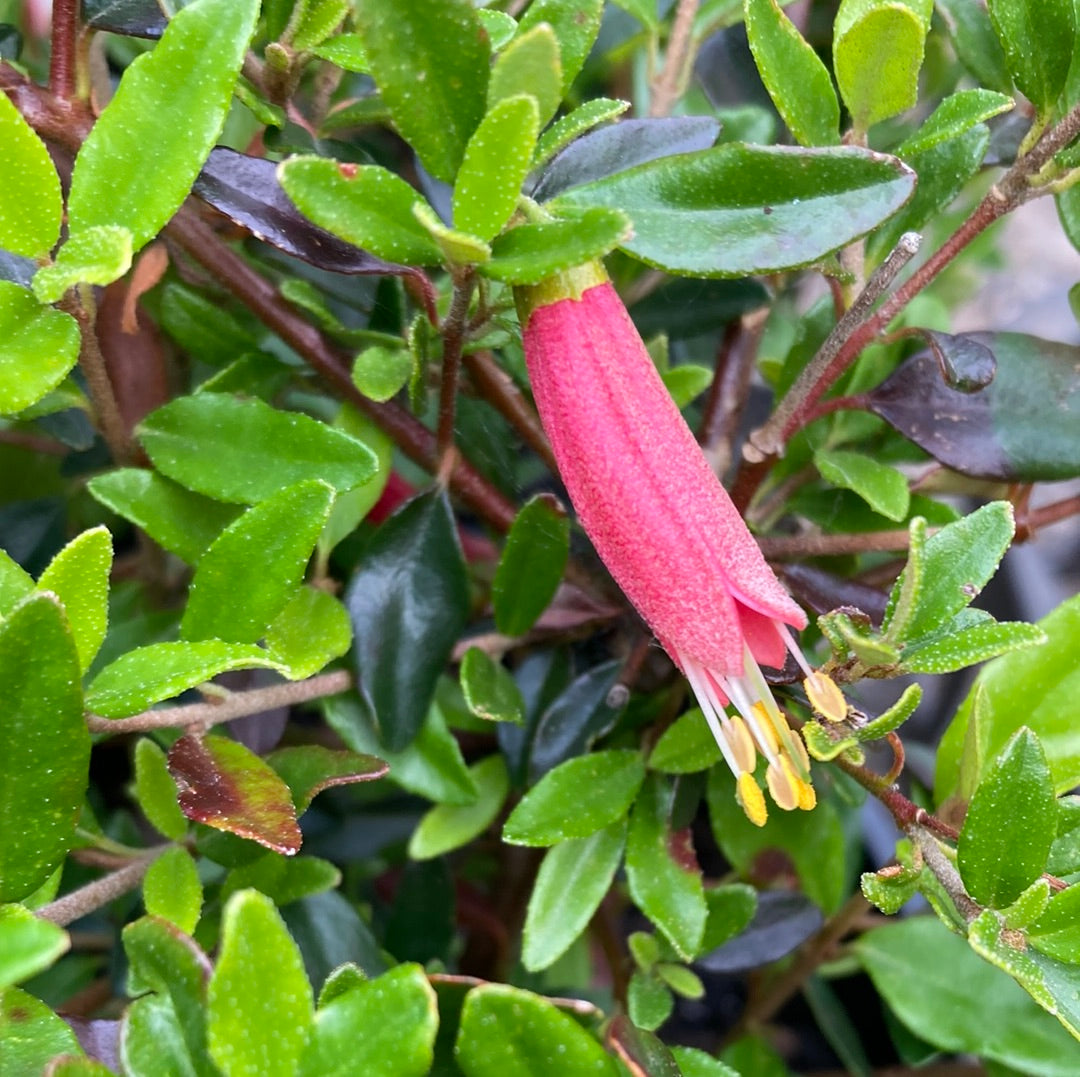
[{"left": 1, "top": 0, "right": 1080, "bottom": 1073}]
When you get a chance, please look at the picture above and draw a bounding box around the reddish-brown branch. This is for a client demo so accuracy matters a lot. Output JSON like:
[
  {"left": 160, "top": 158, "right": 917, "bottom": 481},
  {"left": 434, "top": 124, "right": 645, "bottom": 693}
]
[
  {"left": 49, "top": 0, "right": 80, "bottom": 101},
  {"left": 437, "top": 269, "right": 477, "bottom": 461}
]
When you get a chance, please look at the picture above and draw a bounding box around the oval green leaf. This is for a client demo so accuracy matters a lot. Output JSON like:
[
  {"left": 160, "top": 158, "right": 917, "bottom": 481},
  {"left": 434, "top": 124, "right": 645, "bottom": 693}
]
[
  {"left": 143, "top": 847, "right": 203, "bottom": 936},
  {"left": 409, "top": 755, "right": 510, "bottom": 860},
  {"left": 0, "top": 281, "right": 80, "bottom": 415},
  {"left": 68, "top": 0, "right": 258, "bottom": 251},
  {"left": 134, "top": 737, "right": 188, "bottom": 841},
  {"left": 32, "top": 225, "right": 133, "bottom": 304},
  {"left": 488, "top": 24, "right": 562, "bottom": 129},
  {"left": 460, "top": 647, "right": 525, "bottom": 725},
  {"left": 518, "top": 0, "right": 602, "bottom": 97},
  {"left": 0, "top": 904, "right": 68, "bottom": 989},
  {"left": 987, "top": 0, "right": 1075, "bottom": 113},
  {"left": 138, "top": 393, "right": 377, "bottom": 505},
  {"left": 0, "top": 91, "right": 61, "bottom": 257},
  {"left": 551, "top": 144, "right": 915, "bottom": 277},
  {"left": 264, "top": 587, "right": 352, "bottom": 680}
]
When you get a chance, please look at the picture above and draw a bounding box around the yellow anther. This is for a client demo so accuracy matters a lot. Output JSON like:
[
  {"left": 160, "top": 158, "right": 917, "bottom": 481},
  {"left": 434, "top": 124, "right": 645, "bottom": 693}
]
[
  {"left": 750, "top": 701, "right": 780, "bottom": 754},
  {"left": 736, "top": 771, "right": 768, "bottom": 827},
  {"left": 766, "top": 756, "right": 803, "bottom": 811},
  {"left": 795, "top": 775, "right": 817, "bottom": 811},
  {"left": 724, "top": 714, "right": 757, "bottom": 773},
  {"left": 790, "top": 728, "right": 812, "bottom": 774},
  {"left": 805, "top": 671, "right": 847, "bottom": 723}
]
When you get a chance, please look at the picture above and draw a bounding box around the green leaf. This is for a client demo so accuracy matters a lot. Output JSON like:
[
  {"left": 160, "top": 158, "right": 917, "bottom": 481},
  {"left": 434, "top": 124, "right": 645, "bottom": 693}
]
[
  {"left": 138, "top": 393, "right": 377, "bottom": 505},
  {"left": 815, "top": 448, "right": 909, "bottom": 521},
  {"left": 32, "top": 226, "right": 133, "bottom": 304},
  {"left": 504, "top": 750, "right": 646, "bottom": 846},
  {"left": 662, "top": 364, "right": 714, "bottom": 409},
  {"left": 522, "top": 818, "right": 626, "bottom": 971},
  {"left": 311, "top": 32, "right": 368, "bottom": 71},
  {"left": 936, "top": 0, "right": 1012, "bottom": 94},
  {"left": 267, "top": 745, "right": 387, "bottom": 814},
  {"left": 478, "top": 9, "right": 517, "bottom": 51},
  {"left": 37, "top": 525, "right": 112, "bottom": 673},
  {"left": 744, "top": 0, "right": 840, "bottom": 146},
  {"left": 987, "top": 0, "right": 1076, "bottom": 113},
  {"left": 1003, "top": 878, "right": 1052, "bottom": 932},
  {"left": 857, "top": 917, "right": 1080, "bottom": 1073},
  {"left": 455, "top": 983, "right": 617, "bottom": 1076},
  {"left": 291, "top": 0, "right": 349, "bottom": 49},
  {"left": 533, "top": 99, "right": 629, "bottom": 166},
  {"left": 855, "top": 683, "right": 923, "bottom": 742},
  {"left": 1030, "top": 884, "right": 1080, "bottom": 963},
  {"left": 648, "top": 708, "right": 724, "bottom": 774},
  {"left": 299, "top": 963, "right": 437, "bottom": 1077},
  {"left": 121, "top": 994, "right": 198, "bottom": 1077},
  {"left": 460, "top": 648, "right": 525, "bottom": 725},
  {"left": 482, "top": 208, "right": 632, "bottom": 285},
  {"left": 833, "top": 0, "right": 932, "bottom": 133},
  {"left": 346, "top": 489, "right": 469, "bottom": 751},
  {"left": 323, "top": 696, "right": 476, "bottom": 805},
  {"left": 0, "top": 595, "right": 87, "bottom": 902},
  {"left": 898, "top": 89, "right": 1015, "bottom": 157},
  {"left": 626, "top": 774, "right": 707, "bottom": 959},
  {"left": 409, "top": 755, "right": 509, "bottom": 860},
  {"left": 860, "top": 866, "right": 920, "bottom": 915},
  {"left": 492, "top": 494, "right": 570, "bottom": 635},
  {"left": 89, "top": 469, "right": 240, "bottom": 564},
  {"left": 208, "top": 890, "right": 314, "bottom": 1077},
  {"left": 278, "top": 159, "right": 442, "bottom": 265},
  {"left": 222, "top": 853, "right": 341, "bottom": 908},
  {"left": 143, "top": 848, "right": 203, "bottom": 936},
  {"left": 0, "top": 91, "right": 61, "bottom": 257},
  {"left": 454, "top": 96, "right": 539, "bottom": 242},
  {"left": 412, "top": 201, "right": 491, "bottom": 266},
  {"left": 0, "top": 281, "right": 80, "bottom": 415},
  {"left": 0, "top": 905, "right": 68, "bottom": 988},
  {"left": 488, "top": 25, "right": 562, "bottom": 129},
  {"left": 518, "top": 0, "right": 603, "bottom": 96},
  {"left": 958, "top": 729, "right": 1057, "bottom": 908},
  {"left": 181, "top": 480, "right": 334, "bottom": 644},
  {"left": 701, "top": 884, "right": 758, "bottom": 952},
  {"left": 936, "top": 593, "right": 1080, "bottom": 802},
  {"left": 264, "top": 587, "right": 352, "bottom": 680},
  {"left": 551, "top": 144, "right": 915, "bottom": 277},
  {"left": 900, "top": 619, "right": 1046, "bottom": 675},
  {"left": 628, "top": 971, "right": 674, "bottom": 1031},
  {"left": 0, "top": 987, "right": 81, "bottom": 1073},
  {"left": 354, "top": 0, "right": 489, "bottom": 183},
  {"left": 670, "top": 1046, "right": 739, "bottom": 1077},
  {"left": 169, "top": 734, "right": 302, "bottom": 855},
  {"left": 88, "top": 641, "right": 284, "bottom": 718},
  {"left": 0, "top": 551, "right": 33, "bottom": 618},
  {"left": 351, "top": 344, "right": 414, "bottom": 403},
  {"left": 883, "top": 502, "right": 1014, "bottom": 645},
  {"left": 67, "top": 0, "right": 259, "bottom": 252},
  {"left": 134, "top": 738, "right": 188, "bottom": 840}
]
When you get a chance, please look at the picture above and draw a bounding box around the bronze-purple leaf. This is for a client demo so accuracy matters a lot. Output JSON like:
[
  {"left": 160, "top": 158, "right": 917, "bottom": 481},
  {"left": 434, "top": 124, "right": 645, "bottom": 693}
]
[
  {"left": 167, "top": 733, "right": 302, "bottom": 855},
  {"left": 265, "top": 744, "right": 389, "bottom": 813},
  {"left": 864, "top": 332, "right": 1080, "bottom": 482},
  {"left": 193, "top": 147, "right": 423, "bottom": 280}
]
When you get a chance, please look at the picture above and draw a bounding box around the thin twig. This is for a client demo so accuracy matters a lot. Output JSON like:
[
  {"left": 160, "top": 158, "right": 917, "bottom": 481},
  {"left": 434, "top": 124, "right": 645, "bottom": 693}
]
[
  {"left": 649, "top": 0, "right": 701, "bottom": 118},
  {"left": 37, "top": 848, "right": 170, "bottom": 926},
  {"left": 49, "top": 0, "right": 79, "bottom": 101},
  {"left": 437, "top": 269, "right": 477, "bottom": 461},
  {"left": 86, "top": 669, "right": 352, "bottom": 734}
]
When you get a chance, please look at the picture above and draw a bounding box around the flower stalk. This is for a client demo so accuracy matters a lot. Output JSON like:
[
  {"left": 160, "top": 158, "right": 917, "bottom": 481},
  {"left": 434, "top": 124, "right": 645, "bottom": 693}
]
[{"left": 516, "top": 264, "right": 844, "bottom": 825}]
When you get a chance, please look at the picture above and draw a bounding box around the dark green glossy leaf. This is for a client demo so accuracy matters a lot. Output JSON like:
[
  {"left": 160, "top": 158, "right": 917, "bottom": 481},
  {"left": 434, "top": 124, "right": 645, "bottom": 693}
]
[
  {"left": 0, "top": 281, "right": 80, "bottom": 415},
  {"left": 0, "top": 987, "right": 81, "bottom": 1073},
  {"left": 492, "top": 494, "right": 570, "bottom": 636},
  {"left": 83, "top": 0, "right": 167, "bottom": 38},
  {"left": 482, "top": 208, "right": 631, "bottom": 284},
  {"left": 89, "top": 469, "right": 240, "bottom": 564},
  {"left": 504, "top": 749, "right": 645, "bottom": 846},
  {"left": 517, "top": 0, "right": 602, "bottom": 97},
  {"left": 856, "top": 916, "right": 1080, "bottom": 1073},
  {"left": 937, "top": 0, "right": 1012, "bottom": 93},
  {"left": 745, "top": 0, "right": 840, "bottom": 146},
  {"left": 522, "top": 818, "right": 626, "bottom": 971},
  {"left": 833, "top": 0, "right": 932, "bottom": 133},
  {"left": 181, "top": 481, "right": 334, "bottom": 643},
  {"left": 207, "top": 890, "right": 313, "bottom": 1077},
  {"left": 346, "top": 489, "right": 469, "bottom": 751},
  {"left": 278, "top": 159, "right": 442, "bottom": 266},
  {"left": 354, "top": 0, "right": 489, "bottom": 183},
  {"left": 0, "top": 905, "right": 68, "bottom": 988},
  {"left": 267, "top": 745, "right": 388, "bottom": 814},
  {"left": 455, "top": 983, "right": 617, "bottom": 1076},
  {"left": 552, "top": 144, "right": 915, "bottom": 276},
  {"left": 409, "top": 755, "right": 509, "bottom": 860},
  {"left": 68, "top": 0, "right": 259, "bottom": 251},
  {"left": 626, "top": 775, "right": 707, "bottom": 960},
  {"left": 143, "top": 847, "right": 203, "bottom": 936},
  {"left": 454, "top": 96, "right": 539, "bottom": 243},
  {"left": 168, "top": 734, "right": 302, "bottom": 855},
  {"left": 460, "top": 648, "right": 525, "bottom": 725},
  {"left": 987, "top": 0, "right": 1075, "bottom": 112},
  {"left": 139, "top": 393, "right": 377, "bottom": 505},
  {"left": 958, "top": 729, "right": 1057, "bottom": 908},
  {"left": 700, "top": 884, "right": 758, "bottom": 953},
  {"left": 88, "top": 641, "right": 283, "bottom": 718},
  {"left": 299, "top": 963, "right": 437, "bottom": 1077},
  {"left": 0, "top": 91, "right": 61, "bottom": 257},
  {"left": 0, "top": 595, "right": 87, "bottom": 902}
]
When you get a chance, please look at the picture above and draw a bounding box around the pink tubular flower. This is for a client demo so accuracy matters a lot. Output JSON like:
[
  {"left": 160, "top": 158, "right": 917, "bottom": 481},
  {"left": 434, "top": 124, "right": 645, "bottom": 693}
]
[{"left": 517, "top": 263, "right": 844, "bottom": 825}]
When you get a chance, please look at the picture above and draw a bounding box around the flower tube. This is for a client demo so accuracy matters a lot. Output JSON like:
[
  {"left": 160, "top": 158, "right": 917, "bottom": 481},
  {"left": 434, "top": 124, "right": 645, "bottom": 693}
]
[{"left": 516, "top": 263, "right": 844, "bottom": 825}]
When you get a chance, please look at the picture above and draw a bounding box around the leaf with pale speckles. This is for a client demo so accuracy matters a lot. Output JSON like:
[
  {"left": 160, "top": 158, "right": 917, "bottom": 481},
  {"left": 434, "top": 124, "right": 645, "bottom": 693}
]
[{"left": 0, "top": 91, "right": 61, "bottom": 257}]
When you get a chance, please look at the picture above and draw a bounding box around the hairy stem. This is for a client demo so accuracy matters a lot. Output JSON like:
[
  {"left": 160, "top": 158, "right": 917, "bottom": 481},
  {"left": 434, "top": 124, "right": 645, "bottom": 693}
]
[
  {"left": 437, "top": 269, "right": 477, "bottom": 461},
  {"left": 37, "top": 847, "right": 170, "bottom": 926},
  {"left": 649, "top": 0, "right": 700, "bottom": 118},
  {"left": 49, "top": 0, "right": 79, "bottom": 101},
  {"left": 86, "top": 669, "right": 352, "bottom": 734}
]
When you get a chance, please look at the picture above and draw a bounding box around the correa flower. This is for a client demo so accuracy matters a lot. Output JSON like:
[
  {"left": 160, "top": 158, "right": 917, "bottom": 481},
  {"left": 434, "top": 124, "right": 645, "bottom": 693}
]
[{"left": 516, "top": 262, "right": 845, "bottom": 826}]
